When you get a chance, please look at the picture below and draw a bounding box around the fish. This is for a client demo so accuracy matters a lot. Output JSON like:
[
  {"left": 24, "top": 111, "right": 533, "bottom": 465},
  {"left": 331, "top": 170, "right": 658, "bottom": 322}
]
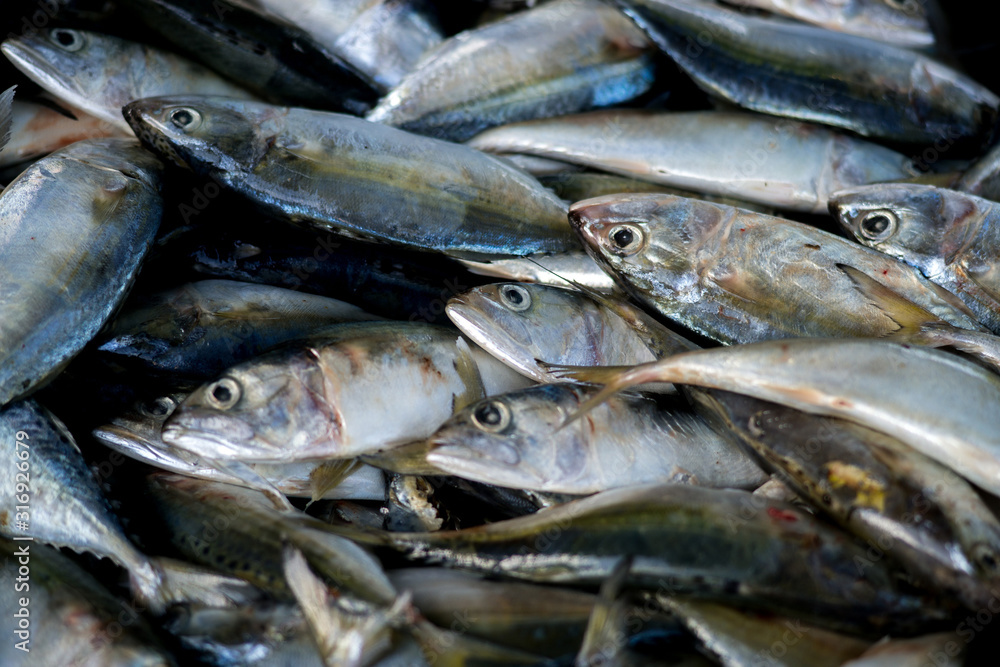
[
  {"left": 0, "top": 400, "right": 165, "bottom": 611},
  {"left": 618, "top": 0, "right": 999, "bottom": 144},
  {"left": 446, "top": 282, "right": 697, "bottom": 383},
  {"left": 0, "top": 538, "right": 175, "bottom": 667},
  {"left": 366, "top": 0, "right": 656, "bottom": 142},
  {"left": 568, "top": 193, "right": 984, "bottom": 345},
  {"left": 366, "top": 483, "right": 938, "bottom": 633},
  {"left": 830, "top": 183, "right": 1000, "bottom": 334},
  {"left": 123, "top": 96, "right": 575, "bottom": 260},
  {"left": 425, "top": 383, "right": 768, "bottom": 494},
  {"left": 690, "top": 388, "right": 1000, "bottom": 610},
  {"left": 93, "top": 391, "right": 388, "bottom": 501},
  {"left": 469, "top": 110, "right": 917, "bottom": 213},
  {"left": 455, "top": 251, "right": 619, "bottom": 294},
  {"left": 146, "top": 473, "right": 398, "bottom": 605},
  {"left": 0, "top": 138, "right": 163, "bottom": 407},
  {"left": 96, "top": 279, "right": 381, "bottom": 380},
  {"left": 554, "top": 338, "right": 1000, "bottom": 498},
  {"left": 716, "top": 0, "right": 937, "bottom": 49},
  {"left": 161, "top": 322, "right": 493, "bottom": 462},
  {"left": 1, "top": 29, "right": 258, "bottom": 135},
  {"left": 122, "top": 0, "right": 378, "bottom": 113}
]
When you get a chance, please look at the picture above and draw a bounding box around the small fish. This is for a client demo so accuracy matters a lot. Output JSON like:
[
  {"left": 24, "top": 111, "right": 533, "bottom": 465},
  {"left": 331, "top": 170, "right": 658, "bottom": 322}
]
[
  {"left": 367, "top": 0, "right": 656, "bottom": 141},
  {"left": 162, "top": 322, "right": 494, "bottom": 462},
  {"left": 618, "top": 0, "right": 998, "bottom": 144},
  {"left": 96, "top": 279, "right": 381, "bottom": 380},
  {"left": 1, "top": 29, "right": 258, "bottom": 134},
  {"left": 0, "top": 138, "right": 163, "bottom": 407},
  {"left": 0, "top": 98, "right": 128, "bottom": 168},
  {"left": 368, "top": 483, "right": 938, "bottom": 633},
  {"left": 830, "top": 183, "right": 1000, "bottom": 334},
  {"left": 426, "top": 384, "right": 767, "bottom": 494},
  {"left": 123, "top": 96, "right": 574, "bottom": 260},
  {"left": 446, "top": 282, "right": 696, "bottom": 383},
  {"left": 469, "top": 110, "right": 917, "bottom": 213},
  {"left": 0, "top": 400, "right": 165, "bottom": 611},
  {"left": 568, "top": 193, "right": 983, "bottom": 345},
  {"left": 555, "top": 338, "right": 1000, "bottom": 498}
]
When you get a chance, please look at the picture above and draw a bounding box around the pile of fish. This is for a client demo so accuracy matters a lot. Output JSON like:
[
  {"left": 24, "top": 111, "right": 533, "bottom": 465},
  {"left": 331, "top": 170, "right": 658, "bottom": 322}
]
[{"left": 4, "top": 0, "right": 1000, "bottom": 664}]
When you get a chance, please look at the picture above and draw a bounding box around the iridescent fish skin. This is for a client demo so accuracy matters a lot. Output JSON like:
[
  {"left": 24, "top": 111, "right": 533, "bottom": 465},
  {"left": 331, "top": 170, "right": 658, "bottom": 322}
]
[
  {"left": 375, "top": 483, "right": 938, "bottom": 633},
  {"left": 1, "top": 29, "right": 257, "bottom": 134},
  {"left": 426, "top": 384, "right": 768, "bottom": 494},
  {"left": 367, "top": 0, "right": 656, "bottom": 141},
  {"left": 96, "top": 279, "right": 381, "bottom": 380},
  {"left": 619, "top": 0, "right": 998, "bottom": 145},
  {"left": 0, "top": 138, "right": 163, "bottom": 407},
  {"left": 446, "top": 282, "right": 696, "bottom": 383},
  {"left": 830, "top": 183, "right": 1000, "bottom": 334},
  {"left": 691, "top": 388, "right": 1000, "bottom": 610},
  {"left": 556, "top": 339, "right": 1000, "bottom": 498},
  {"left": 718, "top": 0, "right": 936, "bottom": 49},
  {"left": 568, "top": 193, "right": 983, "bottom": 345},
  {"left": 161, "top": 322, "right": 490, "bottom": 463},
  {"left": 469, "top": 110, "right": 917, "bottom": 213},
  {"left": 123, "top": 96, "right": 574, "bottom": 260}
]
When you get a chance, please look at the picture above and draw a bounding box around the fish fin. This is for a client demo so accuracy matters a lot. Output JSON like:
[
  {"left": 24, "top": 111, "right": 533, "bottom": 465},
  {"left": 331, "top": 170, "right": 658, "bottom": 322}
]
[
  {"left": 128, "top": 558, "right": 167, "bottom": 616},
  {"left": 576, "top": 556, "right": 633, "bottom": 667},
  {"left": 453, "top": 336, "right": 486, "bottom": 413},
  {"left": 360, "top": 440, "right": 442, "bottom": 476},
  {"left": 542, "top": 362, "right": 652, "bottom": 427},
  {"left": 205, "top": 458, "right": 296, "bottom": 512},
  {"left": 308, "top": 459, "right": 363, "bottom": 507},
  {"left": 154, "top": 557, "right": 262, "bottom": 608},
  {"left": 836, "top": 264, "right": 942, "bottom": 339},
  {"left": 0, "top": 85, "right": 14, "bottom": 156}
]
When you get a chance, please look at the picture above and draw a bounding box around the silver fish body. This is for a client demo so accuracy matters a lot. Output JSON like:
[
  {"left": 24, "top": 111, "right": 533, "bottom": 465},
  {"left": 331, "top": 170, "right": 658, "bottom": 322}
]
[
  {"left": 830, "top": 183, "right": 1000, "bottom": 334},
  {"left": 1, "top": 29, "right": 257, "bottom": 134},
  {"left": 367, "top": 0, "right": 656, "bottom": 141},
  {"left": 123, "top": 96, "right": 574, "bottom": 259},
  {"left": 568, "top": 193, "right": 983, "bottom": 345},
  {"left": 469, "top": 110, "right": 916, "bottom": 213},
  {"left": 0, "top": 138, "right": 163, "bottom": 407},
  {"left": 426, "top": 384, "right": 768, "bottom": 494}
]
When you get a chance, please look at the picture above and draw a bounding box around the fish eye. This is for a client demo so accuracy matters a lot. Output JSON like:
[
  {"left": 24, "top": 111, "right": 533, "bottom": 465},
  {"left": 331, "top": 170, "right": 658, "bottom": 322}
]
[
  {"left": 972, "top": 544, "right": 1000, "bottom": 575},
  {"left": 169, "top": 107, "right": 202, "bottom": 132},
  {"left": 499, "top": 284, "right": 531, "bottom": 312},
  {"left": 206, "top": 378, "right": 241, "bottom": 410},
  {"left": 139, "top": 396, "right": 178, "bottom": 418},
  {"left": 858, "top": 210, "right": 898, "bottom": 242},
  {"left": 471, "top": 400, "right": 511, "bottom": 432},
  {"left": 606, "top": 224, "right": 645, "bottom": 256},
  {"left": 49, "top": 28, "right": 85, "bottom": 52}
]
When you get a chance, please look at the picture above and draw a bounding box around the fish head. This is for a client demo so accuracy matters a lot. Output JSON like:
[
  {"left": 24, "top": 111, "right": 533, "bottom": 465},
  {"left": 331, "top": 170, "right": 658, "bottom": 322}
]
[
  {"left": 1, "top": 29, "right": 130, "bottom": 115},
  {"left": 829, "top": 183, "right": 988, "bottom": 270},
  {"left": 123, "top": 96, "right": 284, "bottom": 172},
  {"left": 569, "top": 193, "right": 720, "bottom": 295},
  {"left": 426, "top": 385, "right": 587, "bottom": 491},
  {"left": 162, "top": 352, "right": 337, "bottom": 462},
  {"left": 446, "top": 283, "right": 598, "bottom": 380}
]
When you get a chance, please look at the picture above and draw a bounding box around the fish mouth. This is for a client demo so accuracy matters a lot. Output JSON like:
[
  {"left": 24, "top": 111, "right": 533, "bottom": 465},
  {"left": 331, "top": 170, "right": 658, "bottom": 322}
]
[
  {"left": 1, "top": 40, "right": 85, "bottom": 101},
  {"left": 161, "top": 417, "right": 257, "bottom": 460}
]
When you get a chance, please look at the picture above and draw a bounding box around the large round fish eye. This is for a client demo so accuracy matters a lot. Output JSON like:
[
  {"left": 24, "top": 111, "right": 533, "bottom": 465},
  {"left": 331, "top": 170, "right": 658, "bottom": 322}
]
[
  {"left": 858, "top": 210, "right": 898, "bottom": 243},
  {"left": 169, "top": 107, "right": 203, "bottom": 132},
  {"left": 49, "top": 28, "right": 85, "bottom": 52},
  {"left": 499, "top": 284, "right": 531, "bottom": 312},
  {"left": 471, "top": 400, "right": 511, "bottom": 432},
  {"left": 606, "top": 223, "right": 645, "bottom": 256},
  {"left": 206, "top": 378, "right": 241, "bottom": 410}
]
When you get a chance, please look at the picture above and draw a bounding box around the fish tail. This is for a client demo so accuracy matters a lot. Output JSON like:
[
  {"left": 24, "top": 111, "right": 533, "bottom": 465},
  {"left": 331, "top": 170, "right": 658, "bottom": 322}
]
[{"left": 543, "top": 362, "right": 652, "bottom": 426}]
